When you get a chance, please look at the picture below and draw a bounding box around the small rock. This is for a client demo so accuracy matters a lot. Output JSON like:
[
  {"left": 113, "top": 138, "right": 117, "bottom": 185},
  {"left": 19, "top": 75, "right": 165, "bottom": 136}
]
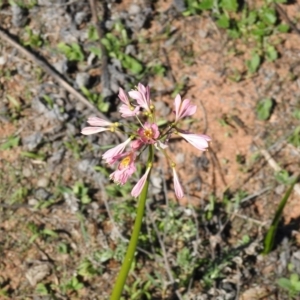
[
  {"left": 25, "top": 263, "right": 51, "bottom": 286},
  {"left": 34, "top": 188, "right": 51, "bottom": 200},
  {"left": 11, "top": 4, "right": 28, "bottom": 27},
  {"left": 173, "top": 0, "right": 186, "bottom": 12},
  {"left": 275, "top": 184, "right": 285, "bottom": 195},
  {"left": 22, "top": 132, "right": 43, "bottom": 151},
  {"left": 64, "top": 192, "right": 79, "bottom": 213},
  {"left": 0, "top": 56, "right": 7, "bottom": 65},
  {"left": 74, "top": 11, "right": 88, "bottom": 25},
  {"left": 47, "top": 148, "right": 65, "bottom": 170},
  {"left": 22, "top": 167, "right": 32, "bottom": 178},
  {"left": 53, "top": 60, "right": 68, "bottom": 74},
  {"left": 28, "top": 198, "right": 39, "bottom": 207},
  {"left": 128, "top": 4, "right": 141, "bottom": 14},
  {"left": 75, "top": 72, "right": 90, "bottom": 88},
  {"left": 176, "top": 153, "right": 185, "bottom": 164},
  {"left": 37, "top": 177, "right": 49, "bottom": 188}
]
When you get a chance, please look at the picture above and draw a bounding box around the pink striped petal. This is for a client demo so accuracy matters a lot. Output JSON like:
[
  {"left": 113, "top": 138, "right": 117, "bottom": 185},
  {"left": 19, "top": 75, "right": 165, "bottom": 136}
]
[
  {"left": 174, "top": 94, "right": 197, "bottom": 122},
  {"left": 131, "top": 167, "right": 151, "bottom": 198},
  {"left": 118, "top": 88, "right": 130, "bottom": 105},
  {"left": 178, "top": 132, "right": 211, "bottom": 151},
  {"left": 102, "top": 138, "right": 131, "bottom": 164},
  {"left": 128, "top": 83, "right": 151, "bottom": 111},
  {"left": 119, "top": 104, "right": 140, "bottom": 118},
  {"left": 172, "top": 168, "right": 184, "bottom": 199},
  {"left": 81, "top": 127, "right": 109, "bottom": 135}
]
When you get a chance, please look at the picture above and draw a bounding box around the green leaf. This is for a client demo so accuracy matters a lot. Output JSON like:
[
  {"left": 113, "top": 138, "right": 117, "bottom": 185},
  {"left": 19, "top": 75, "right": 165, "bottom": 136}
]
[
  {"left": 290, "top": 273, "right": 299, "bottom": 283},
  {"left": 263, "top": 176, "right": 299, "bottom": 254},
  {"left": 228, "top": 28, "right": 240, "bottom": 39},
  {"left": 89, "top": 46, "right": 102, "bottom": 59},
  {"left": 21, "top": 151, "right": 46, "bottom": 161},
  {"left": 0, "top": 136, "right": 19, "bottom": 150},
  {"left": 247, "top": 11, "right": 258, "bottom": 25},
  {"left": 35, "top": 283, "right": 49, "bottom": 295},
  {"left": 101, "top": 37, "right": 112, "bottom": 51},
  {"left": 122, "top": 54, "right": 143, "bottom": 74},
  {"left": 43, "top": 229, "right": 58, "bottom": 238},
  {"left": 216, "top": 14, "right": 230, "bottom": 29},
  {"left": 278, "top": 278, "right": 293, "bottom": 290},
  {"left": 198, "top": 0, "right": 214, "bottom": 10},
  {"left": 246, "top": 52, "right": 261, "bottom": 74},
  {"left": 256, "top": 98, "right": 273, "bottom": 120},
  {"left": 266, "top": 45, "right": 278, "bottom": 62},
  {"left": 88, "top": 25, "right": 99, "bottom": 41},
  {"left": 221, "top": 0, "right": 238, "bottom": 12},
  {"left": 260, "top": 8, "right": 277, "bottom": 25},
  {"left": 277, "top": 23, "right": 289, "bottom": 33}
]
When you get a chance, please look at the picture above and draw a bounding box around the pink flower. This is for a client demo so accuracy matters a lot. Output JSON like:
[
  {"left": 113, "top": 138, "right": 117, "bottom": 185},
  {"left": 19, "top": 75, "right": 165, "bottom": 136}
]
[
  {"left": 119, "top": 88, "right": 140, "bottom": 117},
  {"left": 137, "top": 122, "right": 160, "bottom": 144},
  {"left": 81, "top": 117, "right": 116, "bottom": 135},
  {"left": 178, "top": 132, "right": 211, "bottom": 151},
  {"left": 174, "top": 94, "right": 197, "bottom": 122},
  {"left": 131, "top": 139, "right": 143, "bottom": 150},
  {"left": 131, "top": 166, "right": 151, "bottom": 198},
  {"left": 128, "top": 83, "right": 151, "bottom": 111},
  {"left": 102, "top": 138, "right": 132, "bottom": 164},
  {"left": 110, "top": 152, "right": 136, "bottom": 185},
  {"left": 172, "top": 167, "right": 184, "bottom": 199}
]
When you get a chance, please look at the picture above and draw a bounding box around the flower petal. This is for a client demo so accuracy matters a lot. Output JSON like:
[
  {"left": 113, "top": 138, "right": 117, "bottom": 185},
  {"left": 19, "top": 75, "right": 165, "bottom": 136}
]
[
  {"left": 119, "top": 104, "right": 140, "bottom": 118},
  {"left": 81, "top": 127, "right": 109, "bottom": 135},
  {"left": 172, "top": 168, "right": 184, "bottom": 199},
  {"left": 178, "top": 132, "right": 211, "bottom": 151},
  {"left": 131, "top": 167, "right": 151, "bottom": 198},
  {"left": 102, "top": 138, "right": 131, "bottom": 164},
  {"left": 118, "top": 87, "right": 129, "bottom": 105}
]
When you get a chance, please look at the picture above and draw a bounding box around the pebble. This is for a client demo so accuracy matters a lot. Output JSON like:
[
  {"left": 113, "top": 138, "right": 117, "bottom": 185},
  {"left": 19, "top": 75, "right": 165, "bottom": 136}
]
[
  {"left": 22, "top": 132, "right": 43, "bottom": 151},
  {"left": 75, "top": 72, "right": 90, "bottom": 88},
  {"left": 11, "top": 4, "right": 28, "bottom": 27},
  {"left": 22, "top": 167, "right": 32, "bottom": 178},
  {"left": 37, "top": 177, "right": 49, "bottom": 188},
  {"left": 28, "top": 198, "right": 39, "bottom": 207},
  {"left": 176, "top": 153, "right": 185, "bottom": 164},
  {"left": 128, "top": 4, "right": 141, "bottom": 15},
  {"left": 34, "top": 188, "right": 51, "bottom": 200}
]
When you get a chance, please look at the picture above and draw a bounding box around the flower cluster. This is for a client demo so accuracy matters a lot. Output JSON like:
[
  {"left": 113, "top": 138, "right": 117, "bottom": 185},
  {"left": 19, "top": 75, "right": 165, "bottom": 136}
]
[{"left": 81, "top": 83, "right": 211, "bottom": 198}]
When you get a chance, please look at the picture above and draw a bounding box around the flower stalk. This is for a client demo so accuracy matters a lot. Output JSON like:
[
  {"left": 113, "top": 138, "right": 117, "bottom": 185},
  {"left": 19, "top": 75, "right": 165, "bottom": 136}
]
[{"left": 110, "top": 145, "right": 154, "bottom": 300}]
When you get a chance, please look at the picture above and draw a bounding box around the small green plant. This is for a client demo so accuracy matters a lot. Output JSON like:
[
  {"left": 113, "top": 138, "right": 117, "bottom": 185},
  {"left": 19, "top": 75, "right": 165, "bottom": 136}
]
[
  {"left": 80, "top": 86, "right": 110, "bottom": 112},
  {"left": 72, "top": 181, "right": 92, "bottom": 205},
  {"left": 256, "top": 98, "right": 274, "bottom": 120},
  {"left": 101, "top": 23, "right": 143, "bottom": 75},
  {"left": 21, "top": 151, "right": 46, "bottom": 161},
  {"left": 278, "top": 264, "right": 300, "bottom": 299},
  {"left": 61, "top": 276, "right": 84, "bottom": 294},
  {"left": 246, "top": 52, "right": 261, "bottom": 74},
  {"left": 23, "top": 27, "right": 43, "bottom": 47},
  {"left": 292, "top": 109, "right": 300, "bottom": 120},
  {"left": 275, "top": 170, "right": 296, "bottom": 185},
  {"left": 57, "top": 42, "right": 85, "bottom": 62},
  {"left": 77, "top": 258, "right": 101, "bottom": 278},
  {"left": 123, "top": 278, "right": 152, "bottom": 300},
  {"left": 27, "top": 222, "right": 58, "bottom": 244},
  {"left": 288, "top": 126, "right": 300, "bottom": 148},
  {"left": 0, "top": 135, "right": 19, "bottom": 150}
]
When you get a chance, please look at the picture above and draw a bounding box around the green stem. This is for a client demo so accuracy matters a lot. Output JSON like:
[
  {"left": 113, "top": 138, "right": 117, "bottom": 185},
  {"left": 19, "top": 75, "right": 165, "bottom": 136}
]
[{"left": 110, "top": 146, "right": 154, "bottom": 300}]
